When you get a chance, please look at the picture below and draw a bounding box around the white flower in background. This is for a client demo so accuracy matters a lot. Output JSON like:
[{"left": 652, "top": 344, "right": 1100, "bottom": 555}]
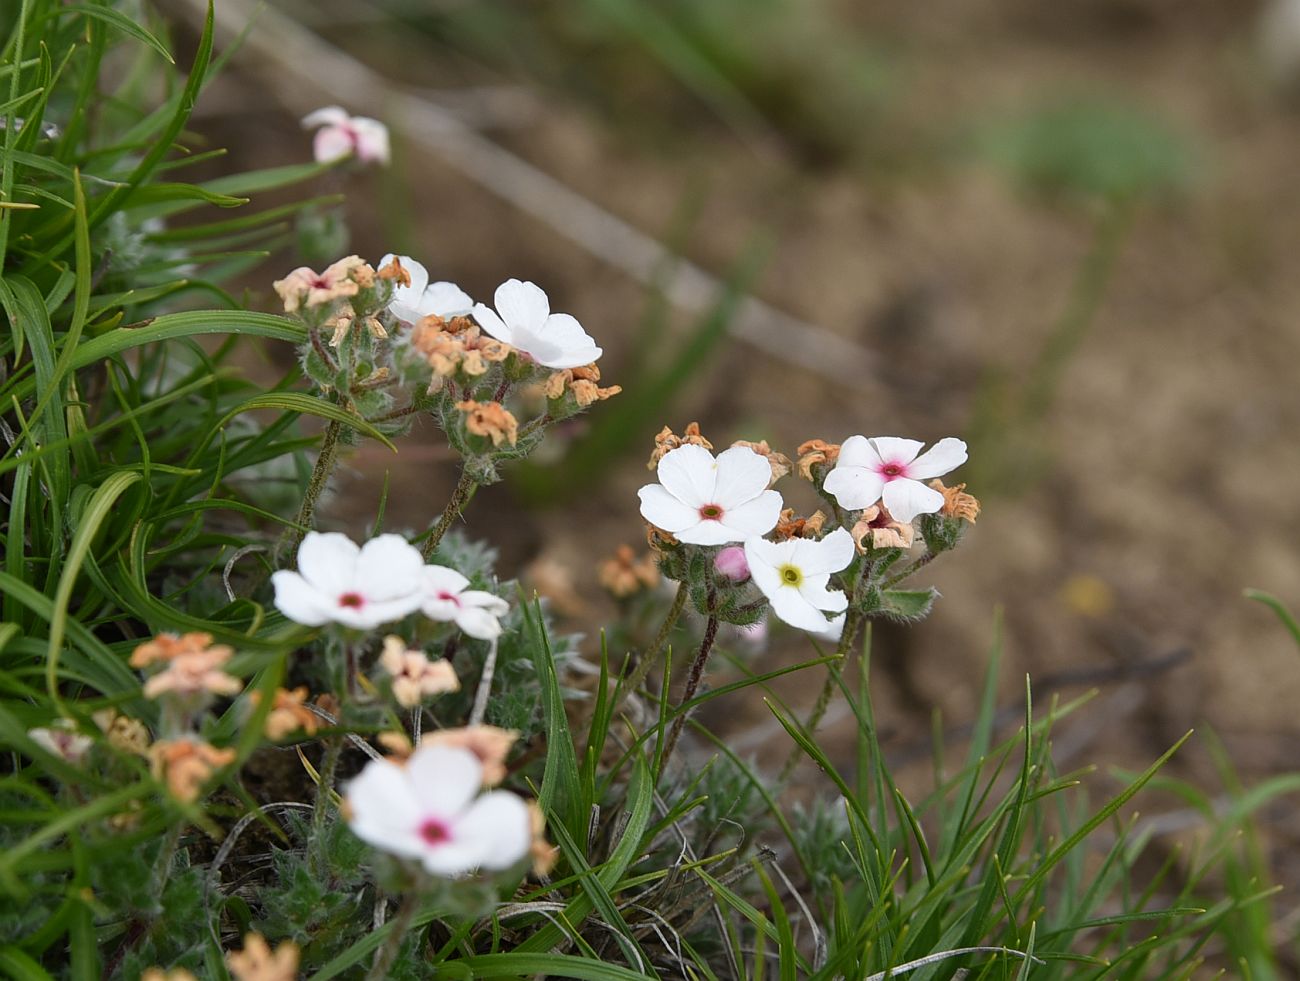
[
  {"left": 272, "top": 532, "right": 425, "bottom": 630},
  {"left": 823, "top": 436, "right": 968, "bottom": 524},
  {"left": 379, "top": 253, "right": 474, "bottom": 324},
  {"left": 380, "top": 636, "right": 461, "bottom": 708},
  {"left": 302, "top": 106, "right": 390, "bottom": 165},
  {"left": 744, "top": 528, "right": 855, "bottom": 633},
  {"left": 638, "top": 444, "right": 783, "bottom": 546},
  {"left": 421, "top": 566, "right": 510, "bottom": 639},
  {"left": 28, "top": 721, "right": 93, "bottom": 764},
  {"left": 346, "top": 744, "right": 532, "bottom": 876},
  {"left": 473, "top": 279, "right": 601, "bottom": 369}
]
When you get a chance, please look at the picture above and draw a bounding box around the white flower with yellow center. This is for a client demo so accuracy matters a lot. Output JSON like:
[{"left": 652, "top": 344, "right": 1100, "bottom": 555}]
[
  {"left": 744, "top": 528, "right": 855, "bottom": 633},
  {"left": 346, "top": 744, "right": 532, "bottom": 877},
  {"left": 638, "top": 444, "right": 783, "bottom": 546}
]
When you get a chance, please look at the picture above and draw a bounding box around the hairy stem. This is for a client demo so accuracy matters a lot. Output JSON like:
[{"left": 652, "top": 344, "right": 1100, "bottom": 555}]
[
  {"left": 421, "top": 467, "right": 478, "bottom": 560},
  {"left": 365, "top": 891, "right": 421, "bottom": 981},
  {"left": 309, "top": 736, "right": 343, "bottom": 874},
  {"left": 882, "top": 549, "right": 936, "bottom": 590},
  {"left": 660, "top": 588, "right": 719, "bottom": 774},
  {"left": 615, "top": 580, "right": 688, "bottom": 713},
  {"left": 281, "top": 414, "right": 344, "bottom": 562}
]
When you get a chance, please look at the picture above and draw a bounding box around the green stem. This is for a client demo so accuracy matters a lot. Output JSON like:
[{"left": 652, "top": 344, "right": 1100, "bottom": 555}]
[
  {"left": 309, "top": 736, "right": 343, "bottom": 874},
  {"left": 366, "top": 891, "right": 421, "bottom": 981},
  {"left": 150, "top": 822, "right": 183, "bottom": 907},
  {"left": 421, "top": 467, "right": 479, "bottom": 560},
  {"left": 882, "top": 549, "right": 936, "bottom": 590},
  {"left": 659, "top": 588, "right": 719, "bottom": 775},
  {"left": 280, "top": 414, "right": 344, "bottom": 562},
  {"left": 616, "top": 580, "right": 689, "bottom": 712}
]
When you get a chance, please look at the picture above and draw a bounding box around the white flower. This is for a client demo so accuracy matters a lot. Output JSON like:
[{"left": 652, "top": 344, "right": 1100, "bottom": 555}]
[
  {"left": 744, "top": 528, "right": 855, "bottom": 633},
  {"left": 272, "top": 532, "right": 425, "bottom": 630},
  {"left": 421, "top": 566, "right": 510, "bottom": 639},
  {"left": 346, "top": 744, "right": 531, "bottom": 876},
  {"left": 380, "top": 253, "right": 474, "bottom": 324},
  {"left": 822, "top": 436, "right": 968, "bottom": 524},
  {"left": 28, "top": 721, "right": 93, "bottom": 764},
  {"left": 638, "top": 444, "right": 783, "bottom": 546},
  {"left": 473, "top": 279, "right": 601, "bottom": 369},
  {"left": 302, "top": 106, "right": 390, "bottom": 165}
]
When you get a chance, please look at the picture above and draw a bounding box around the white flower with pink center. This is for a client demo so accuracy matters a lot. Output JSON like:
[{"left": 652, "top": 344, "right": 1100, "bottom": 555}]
[
  {"left": 823, "top": 436, "right": 968, "bottom": 524},
  {"left": 379, "top": 253, "right": 473, "bottom": 324},
  {"left": 271, "top": 532, "right": 425, "bottom": 630},
  {"left": 744, "top": 528, "right": 855, "bottom": 633},
  {"left": 473, "top": 279, "right": 601, "bottom": 369},
  {"left": 638, "top": 444, "right": 783, "bottom": 546},
  {"left": 302, "top": 106, "right": 390, "bottom": 166},
  {"left": 346, "top": 744, "right": 531, "bottom": 877},
  {"left": 421, "top": 566, "right": 510, "bottom": 640}
]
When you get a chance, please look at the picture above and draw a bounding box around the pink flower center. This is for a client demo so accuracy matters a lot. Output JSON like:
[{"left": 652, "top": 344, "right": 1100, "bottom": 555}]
[
  {"left": 338, "top": 592, "right": 366, "bottom": 609},
  {"left": 879, "top": 462, "right": 909, "bottom": 481},
  {"left": 418, "top": 818, "right": 452, "bottom": 845},
  {"left": 698, "top": 503, "right": 725, "bottom": 520},
  {"left": 436, "top": 590, "right": 462, "bottom": 607},
  {"left": 310, "top": 275, "right": 331, "bottom": 289}
]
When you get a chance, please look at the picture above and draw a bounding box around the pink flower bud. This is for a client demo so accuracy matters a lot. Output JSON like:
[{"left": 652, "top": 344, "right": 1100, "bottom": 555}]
[{"left": 714, "top": 546, "right": 751, "bottom": 582}]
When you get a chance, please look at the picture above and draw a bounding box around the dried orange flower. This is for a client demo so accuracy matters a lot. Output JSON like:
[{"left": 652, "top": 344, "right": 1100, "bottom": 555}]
[
  {"left": 851, "top": 505, "right": 915, "bottom": 552},
  {"left": 130, "top": 632, "right": 225, "bottom": 669},
  {"left": 773, "top": 508, "right": 827, "bottom": 540},
  {"left": 141, "top": 645, "right": 242, "bottom": 701},
  {"left": 645, "top": 523, "right": 679, "bottom": 552},
  {"left": 929, "top": 479, "right": 981, "bottom": 524},
  {"left": 272, "top": 255, "right": 371, "bottom": 313},
  {"left": 142, "top": 969, "right": 197, "bottom": 981},
  {"left": 544, "top": 363, "right": 621, "bottom": 407},
  {"left": 731, "top": 439, "right": 792, "bottom": 485},
  {"left": 250, "top": 686, "right": 321, "bottom": 741},
  {"left": 93, "top": 709, "right": 151, "bottom": 755},
  {"left": 380, "top": 636, "right": 460, "bottom": 708},
  {"left": 377, "top": 729, "right": 414, "bottom": 759},
  {"left": 226, "top": 933, "right": 300, "bottom": 981},
  {"left": 149, "top": 739, "right": 236, "bottom": 802},
  {"left": 455, "top": 399, "right": 518, "bottom": 446},
  {"left": 424, "top": 725, "right": 519, "bottom": 786},
  {"left": 647, "top": 422, "right": 713, "bottom": 470},
  {"left": 598, "top": 545, "right": 660, "bottom": 598},
  {"left": 796, "top": 439, "right": 841, "bottom": 480},
  {"left": 411, "top": 320, "right": 511, "bottom": 382},
  {"left": 528, "top": 800, "right": 558, "bottom": 876},
  {"left": 376, "top": 254, "right": 411, "bottom": 287}
]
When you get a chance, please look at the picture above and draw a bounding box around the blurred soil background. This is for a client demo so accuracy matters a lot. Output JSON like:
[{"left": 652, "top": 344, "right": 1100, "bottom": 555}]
[{"left": 168, "top": 0, "right": 1300, "bottom": 918}]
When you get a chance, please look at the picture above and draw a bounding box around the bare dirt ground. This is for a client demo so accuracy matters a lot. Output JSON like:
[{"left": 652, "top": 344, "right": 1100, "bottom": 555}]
[{"left": 191, "top": 0, "right": 1300, "bottom": 904}]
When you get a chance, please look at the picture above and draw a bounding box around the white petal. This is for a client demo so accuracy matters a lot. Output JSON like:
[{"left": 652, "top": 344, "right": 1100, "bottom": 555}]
[
  {"left": 382, "top": 254, "right": 429, "bottom": 321},
  {"left": 744, "top": 538, "right": 792, "bottom": 599},
  {"left": 356, "top": 594, "right": 424, "bottom": 627},
  {"left": 405, "top": 745, "right": 483, "bottom": 818},
  {"left": 423, "top": 282, "right": 474, "bottom": 318},
  {"left": 789, "top": 528, "right": 855, "bottom": 576},
  {"left": 823, "top": 467, "right": 884, "bottom": 511},
  {"left": 271, "top": 571, "right": 333, "bottom": 626},
  {"left": 798, "top": 578, "right": 849, "bottom": 613},
  {"left": 296, "top": 531, "right": 359, "bottom": 595},
  {"left": 461, "top": 591, "right": 509, "bottom": 616},
  {"left": 638, "top": 484, "right": 702, "bottom": 532},
  {"left": 816, "top": 613, "right": 846, "bottom": 642},
  {"left": 675, "top": 518, "right": 742, "bottom": 546},
  {"left": 423, "top": 565, "right": 471, "bottom": 595},
  {"left": 347, "top": 758, "right": 423, "bottom": 839},
  {"left": 882, "top": 478, "right": 944, "bottom": 524},
  {"left": 312, "top": 126, "right": 353, "bottom": 164},
  {"left": 908, "top": 437, "right": 968, "bottom": 480},
  {"left": 456, "top": 607, "right": 503, "bottom": 640},
  {"left": 767, "top": 585, "right": 836, "bottom": 633},
  {"left": 869, "top": 437, "right": 924, "bottom": 467},
  {"left": 452, "top": 792, "right": 532, "bottom": 870},
  {"left": 419, "top": 840, "right": 483, "bottom": 877},
  {"left": 302, "top": 106, "right": 350, "bottom": 129},
  {"left": 493, "top": 279, "right": 549, "bottom": 331},
  {"left": 712, "top": 446, "right": 777, "bottom": 506},
  {"left": 656, "top": 444, "right": 717, "bottom": 509},
  {"left": 835, "top": 435, "right": 881, "bottom": 470},
  {"left": 350, "top": 117, "right": 390, "bottom": 164},
  {"left": 718, "top": 491, "right": 782, "bottom": 538},
  {"left": 422, "top": 597, "right": 462, "bottom": 623},
  {"left": 530, "top": 313, "right": 601, "bottom": 369},
  {"left": 472, "top": 302, "right": 513, "bottom": 344},
  {"left": 357, "top": 534, "right": 425, "bottom": 601}
]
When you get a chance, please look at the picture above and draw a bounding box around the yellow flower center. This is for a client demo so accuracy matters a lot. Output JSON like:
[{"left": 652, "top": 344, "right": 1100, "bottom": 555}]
[{"left": 778, "top": 564, "right": 803, "bottom": 587}]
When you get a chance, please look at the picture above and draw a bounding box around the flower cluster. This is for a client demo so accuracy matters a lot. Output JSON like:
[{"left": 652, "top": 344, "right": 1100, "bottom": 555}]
[{"left": 639, "top": 427, "right": 978, "bottom": 634}]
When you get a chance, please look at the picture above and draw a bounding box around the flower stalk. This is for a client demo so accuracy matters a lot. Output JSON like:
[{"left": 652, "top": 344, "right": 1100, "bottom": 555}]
[
  {"left": 365, "top": 890, "right": 421, "bottom": 981},
  {"left": 659, "top": 586, "right": 720, "bottom": 775},
  {"left": 421, "top": 468, "right": 479, "bottom": 560},
  {"left": 281, "top": 414, "right": 344, "bottom": 562}
]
